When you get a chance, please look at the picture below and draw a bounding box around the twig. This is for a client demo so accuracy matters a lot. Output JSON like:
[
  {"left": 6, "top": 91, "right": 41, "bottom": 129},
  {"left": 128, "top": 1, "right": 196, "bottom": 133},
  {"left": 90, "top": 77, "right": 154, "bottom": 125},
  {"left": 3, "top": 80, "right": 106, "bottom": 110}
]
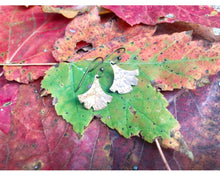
[
  {"left": 0, "top": 63, "right": 58, "bottom": 66},
  {"left": 155, "top": 138, "right": 171, "bottom": 170}
]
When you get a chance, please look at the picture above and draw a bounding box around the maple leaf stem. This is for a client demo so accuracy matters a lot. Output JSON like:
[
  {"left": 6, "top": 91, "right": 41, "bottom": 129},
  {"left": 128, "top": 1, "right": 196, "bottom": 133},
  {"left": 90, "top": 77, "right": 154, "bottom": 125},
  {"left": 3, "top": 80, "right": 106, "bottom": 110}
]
[
  {"left": 155, "top": 138, "right": 171, "bottom": 170},
  {"left": 0, "top": 63, "right": 58, "bottom": 66}
]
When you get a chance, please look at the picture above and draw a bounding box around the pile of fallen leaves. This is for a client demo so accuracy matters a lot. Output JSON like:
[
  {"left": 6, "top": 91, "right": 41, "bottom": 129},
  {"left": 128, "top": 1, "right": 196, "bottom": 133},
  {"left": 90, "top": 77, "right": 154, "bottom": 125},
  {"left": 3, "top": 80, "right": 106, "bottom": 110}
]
[{"left": 0, "top": 5, "right": 220, "bottom": 170}]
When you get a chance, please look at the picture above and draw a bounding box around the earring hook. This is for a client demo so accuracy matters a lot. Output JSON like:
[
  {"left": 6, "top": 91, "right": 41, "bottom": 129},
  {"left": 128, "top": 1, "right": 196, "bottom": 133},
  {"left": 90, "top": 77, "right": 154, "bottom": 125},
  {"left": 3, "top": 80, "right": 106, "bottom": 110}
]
[
  {"left": 75, "top": 57, "right": 104, "bottom": 92},
  {"left": 108, "top": 47, "right": 126, "bottom": 65}
]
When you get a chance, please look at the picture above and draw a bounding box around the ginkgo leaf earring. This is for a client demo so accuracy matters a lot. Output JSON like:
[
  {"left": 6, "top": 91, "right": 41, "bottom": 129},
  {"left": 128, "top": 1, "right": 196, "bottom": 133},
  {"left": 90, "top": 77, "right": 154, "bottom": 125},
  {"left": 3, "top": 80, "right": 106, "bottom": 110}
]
[
  {"left": 75, "top": 57, "right": 112, "bottom": 111},
  {"left": 108, "top": 48, "right": 139, "bottom": 94}
]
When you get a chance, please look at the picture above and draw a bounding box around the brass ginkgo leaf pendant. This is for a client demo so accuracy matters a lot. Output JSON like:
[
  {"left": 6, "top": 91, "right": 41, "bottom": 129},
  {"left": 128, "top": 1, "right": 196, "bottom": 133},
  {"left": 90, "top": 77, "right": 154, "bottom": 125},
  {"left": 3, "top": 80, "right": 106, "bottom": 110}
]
[
  {"left": 110, "top": 63, "right": 139, "bottom": 94},
  {"left": 78, "top": 75, "right": 112, "bottom": 111}
]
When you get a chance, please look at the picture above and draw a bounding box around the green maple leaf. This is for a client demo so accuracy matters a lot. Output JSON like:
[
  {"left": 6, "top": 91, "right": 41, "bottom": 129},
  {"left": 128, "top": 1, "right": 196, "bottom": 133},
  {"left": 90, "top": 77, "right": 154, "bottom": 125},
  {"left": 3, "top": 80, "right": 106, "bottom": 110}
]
[{"left": 41, "top": 60, "right": 193, "bottom": 160}]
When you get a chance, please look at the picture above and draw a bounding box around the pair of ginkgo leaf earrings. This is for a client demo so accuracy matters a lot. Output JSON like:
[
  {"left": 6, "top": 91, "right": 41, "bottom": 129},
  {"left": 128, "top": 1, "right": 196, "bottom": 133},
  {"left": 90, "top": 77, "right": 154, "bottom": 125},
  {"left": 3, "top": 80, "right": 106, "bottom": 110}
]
[{"left": 75, "top": 48, "right": 139, "bottom": 111}]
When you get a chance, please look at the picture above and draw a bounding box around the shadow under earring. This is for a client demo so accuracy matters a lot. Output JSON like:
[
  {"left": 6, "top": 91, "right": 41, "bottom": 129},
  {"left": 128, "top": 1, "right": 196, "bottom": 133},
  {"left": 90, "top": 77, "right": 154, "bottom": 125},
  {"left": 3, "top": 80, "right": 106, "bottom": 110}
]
[
  {"left": 75, "top": 57, "right": 112, "bottom": 111},
  {"left": 108, "top": 48, "right": 139, "bottom": 94}
]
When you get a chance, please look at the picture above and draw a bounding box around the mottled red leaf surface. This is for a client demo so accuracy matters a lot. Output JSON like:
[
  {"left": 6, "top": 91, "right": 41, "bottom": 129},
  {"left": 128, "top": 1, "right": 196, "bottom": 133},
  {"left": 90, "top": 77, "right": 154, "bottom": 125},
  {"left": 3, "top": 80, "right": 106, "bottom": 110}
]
[
  {"left": 0, "top": 80, "right": 112, "bottom": 170},
  {"left": 0, "top": 6, "right": 71, "bottom": 83},
  {"left": 53, "top": 7, "right": 220, "bottom": 91},
  {"left": 0, "top": 76, "right": 19, "bottom": 134},
  {"left": 103, "top": 6, "right": 220, "bottom": 27}
]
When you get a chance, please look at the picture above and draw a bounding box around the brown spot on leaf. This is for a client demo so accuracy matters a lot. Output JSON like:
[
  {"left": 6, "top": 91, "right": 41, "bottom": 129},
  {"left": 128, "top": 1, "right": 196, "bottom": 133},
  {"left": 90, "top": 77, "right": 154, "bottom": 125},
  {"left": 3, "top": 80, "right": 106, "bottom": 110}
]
[
  {"left": 129, "top": 107, "right": 136, "bottom": 115},
  {"left": 104, "top": 144, "right": 111, "bottom": 151},
  {"left": 163, "top": 130, "right": 193, "bottom": 160},
  {"left": 195, "top": 75, "right": 210, "bottom": 87},
  {"left": 27, "top": 72, "right": 32, "bottom": 81}
]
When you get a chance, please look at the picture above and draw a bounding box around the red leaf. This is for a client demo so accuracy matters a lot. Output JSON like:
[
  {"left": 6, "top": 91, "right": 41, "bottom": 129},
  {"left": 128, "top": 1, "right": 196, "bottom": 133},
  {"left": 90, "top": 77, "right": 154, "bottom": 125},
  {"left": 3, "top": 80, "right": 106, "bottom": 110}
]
[
  {"left": 0, "top": 76, "right": 19, "bottom": 134},
  {"left": 163, "top": 74, "right": 220, "bottom": 169},
  {"left": 52, "top": 7, "right": 156, "bottom": 62},
  {"left": 0, "top": 6, "right": 71, "bottom": 83},
  {"left": 103, "top": 6, "right": 220, "bottom": 27},
  {"left": 0, "top": 81, "right": 112, "bottom": 170}
]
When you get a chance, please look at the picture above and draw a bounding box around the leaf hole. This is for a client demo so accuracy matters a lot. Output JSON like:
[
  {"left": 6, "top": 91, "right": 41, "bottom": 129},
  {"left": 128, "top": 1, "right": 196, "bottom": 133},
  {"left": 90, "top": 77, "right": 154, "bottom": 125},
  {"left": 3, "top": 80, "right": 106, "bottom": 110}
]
[
  {"left": 75, "top": 41, "right": 93, "bottom": 54},
  {"left": 158, "top": 16, "right": 165, "bottom": 20}
]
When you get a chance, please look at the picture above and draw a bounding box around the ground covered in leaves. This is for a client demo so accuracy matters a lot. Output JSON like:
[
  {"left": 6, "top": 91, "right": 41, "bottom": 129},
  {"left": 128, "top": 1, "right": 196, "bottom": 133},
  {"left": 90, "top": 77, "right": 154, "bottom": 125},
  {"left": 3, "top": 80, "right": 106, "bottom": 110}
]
[{"left": 0, "top": 5, "right": 220, "bottom": 170}]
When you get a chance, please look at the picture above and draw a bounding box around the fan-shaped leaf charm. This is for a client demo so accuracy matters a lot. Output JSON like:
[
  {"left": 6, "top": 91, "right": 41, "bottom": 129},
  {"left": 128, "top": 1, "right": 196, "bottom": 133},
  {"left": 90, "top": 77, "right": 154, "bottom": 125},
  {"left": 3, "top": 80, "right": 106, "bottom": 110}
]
[
  {"left": 110, "top": 63, "right": 139, "bottom": 94},
  {"left": 78, "top": 75, "right": 113, "bottom": 111}
]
